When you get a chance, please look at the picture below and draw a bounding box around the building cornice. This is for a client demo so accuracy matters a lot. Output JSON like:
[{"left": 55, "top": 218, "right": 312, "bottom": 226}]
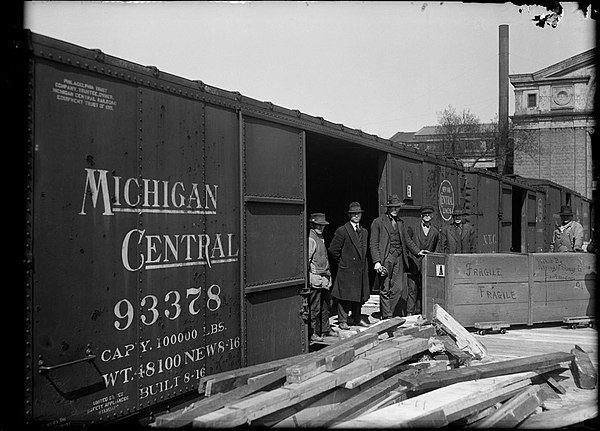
[
  {"left": 510, "top": 75, "right": 590, "bottom": 87},
  {"left": 511, "top": 109, "right": 595, "bottom": 123}
]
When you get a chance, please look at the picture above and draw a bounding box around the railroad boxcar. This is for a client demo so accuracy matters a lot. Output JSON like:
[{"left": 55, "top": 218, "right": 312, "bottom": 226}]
[
  {"left": 516, "top": 177, "right": 594, "bottom": 250},
  {"left": 13, "top": 30, "right": 594, "bottom": 426}
]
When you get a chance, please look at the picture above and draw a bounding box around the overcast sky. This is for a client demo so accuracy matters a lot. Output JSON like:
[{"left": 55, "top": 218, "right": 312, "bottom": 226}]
[{"left": 24, "top": 1, "right": 595, "bottom": 139}]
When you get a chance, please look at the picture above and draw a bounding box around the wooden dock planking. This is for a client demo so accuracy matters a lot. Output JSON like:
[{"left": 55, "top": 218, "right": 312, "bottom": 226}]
[{"left": 474, "top": 325, "right": 597, "bottom": 366}]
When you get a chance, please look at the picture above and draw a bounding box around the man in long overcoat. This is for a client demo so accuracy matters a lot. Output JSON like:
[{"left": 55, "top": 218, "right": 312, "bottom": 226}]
[
  {"left": 328, "top": 202, "right": 370, "bottom": 330},
  {"left": 441, "top": 208, "right": 476, "bottom": 253},
  {"left": 370, "top": 195, "right": 425, "bottom": 319},
  {"left": 406, "top": 205, "right": 441, "bottom": 315}
]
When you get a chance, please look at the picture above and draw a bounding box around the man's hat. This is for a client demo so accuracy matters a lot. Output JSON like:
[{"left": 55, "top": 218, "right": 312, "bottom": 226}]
[
  {"left": 309, "top": 213, "right": 329, "bottom": 225},
  {"left": 558, "top": 205, "right": 573, "bottom": 216},
  {"left": 382, "top": 194, "right": 404, "bottom": 207},
  {"left": 452, "top": 208, "right": 466, "bottom": 217},
  {"left": 347, "top": 202, "right": 365, "bottom": 213},
  {"left": 421, "top": 205, "right": 435, "bottom": 214}
]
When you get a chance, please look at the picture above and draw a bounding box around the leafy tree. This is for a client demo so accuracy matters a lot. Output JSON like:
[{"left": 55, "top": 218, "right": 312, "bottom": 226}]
[
  {"left": 435, "top": 105, "right": 538, "bottom": 173},
  {"left": 435, "top": 105, "right": 485, "bottom": 162}
]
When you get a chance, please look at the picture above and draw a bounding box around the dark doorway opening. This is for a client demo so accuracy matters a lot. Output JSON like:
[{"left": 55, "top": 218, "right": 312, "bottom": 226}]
[
  {"left": 305, "top": 131, "right": 383, "bottom": 291},
  {"left": 512, "top": 187, "right": 526, "bottom": 252}
]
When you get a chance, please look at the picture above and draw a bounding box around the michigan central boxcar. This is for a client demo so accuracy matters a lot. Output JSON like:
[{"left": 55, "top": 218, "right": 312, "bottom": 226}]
[{"left": 15, "top": 30, "right": 592, "bottom": 426}]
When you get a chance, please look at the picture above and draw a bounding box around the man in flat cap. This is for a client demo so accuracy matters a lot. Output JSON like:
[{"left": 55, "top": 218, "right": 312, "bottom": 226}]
[
  {"left": 551, "top": 205, "right": 584, "bottom": 252},
  {"left": 328, "top": 202, "right": 370, "bottom": 330},
  {"left": 370, "top": 195, "right": 428, "bottom": 319},
  {"left": 441, "top": 208, "right": 476, "bottom": 254},
  {"left": 406, "top": 205, "right": 441, "bottom": 315},
  {"left": 306, "top": 213, "right": 333, "bottom": 342}
]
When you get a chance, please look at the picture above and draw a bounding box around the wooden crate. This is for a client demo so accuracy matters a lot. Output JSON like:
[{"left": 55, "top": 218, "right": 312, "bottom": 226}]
[
  {"left": 530, "top": 253, "right": 596, "bottom": 323},
  {"left": 423, "top": 253, "right": 596, "bottom": 327}
]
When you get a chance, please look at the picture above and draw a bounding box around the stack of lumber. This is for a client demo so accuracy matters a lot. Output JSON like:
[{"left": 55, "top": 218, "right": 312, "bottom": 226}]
[{"left": 152, "top": 305, "right": 597, "bottom": 428}]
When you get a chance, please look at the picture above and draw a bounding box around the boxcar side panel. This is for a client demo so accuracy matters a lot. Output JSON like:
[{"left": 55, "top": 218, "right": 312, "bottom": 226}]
[
  {"left": 470, "top": 173, "right": 500, "bottom": 253},
  {"left": 500, "top": 185, "right": 513, "bottom": 252},
  {"left": 32, "top": 60, "right": 142, "bottom": 423},
  {"left": 241, "top": 116, "right": 307, "bottom": 366},
  {"left": 204, "top": 105, "right": 242, "bottom": 377},
  {"left": 420, "top": 163, "right": 461, "bottom": 232},
  {"left": 31, "top": 55, "right": 243, "bottom": 425}
]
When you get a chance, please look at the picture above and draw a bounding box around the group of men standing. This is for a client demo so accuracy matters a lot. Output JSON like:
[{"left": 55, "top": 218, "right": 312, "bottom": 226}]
[{"left": 305, "top": 194, "right": 476, "bottom": 342}]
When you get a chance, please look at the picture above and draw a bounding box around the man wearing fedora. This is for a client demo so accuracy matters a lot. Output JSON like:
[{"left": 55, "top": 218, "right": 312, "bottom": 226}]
[
  {"left": 441, "top": 208, "right": 476, "bottom": 254},
  {"left": 370, "top": 195, "right": 427, "bottom": 319},
  {"left": 406, "top": 205, "right": 442, "bottom": 315},
  {"left": 328, "top": 202, "right": 371, "bottom": 330},
  {"left": 551, "top": 205, "right": 584, "bottom": 252},
  {"left": 306, "top": 213, "right": 333, "bottom": 342}
]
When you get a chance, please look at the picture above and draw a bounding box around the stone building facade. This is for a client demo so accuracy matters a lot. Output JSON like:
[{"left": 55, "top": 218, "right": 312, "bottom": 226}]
[{"left": 509, "top": 49, "right": 595, "bottom": 199}]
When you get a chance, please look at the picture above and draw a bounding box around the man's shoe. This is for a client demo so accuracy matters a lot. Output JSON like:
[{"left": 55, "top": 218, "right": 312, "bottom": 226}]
[
  {"left": 311, "top": 334, "right": 324, "bottom": 342},
  {"left": 338, "top": 322, "right": 350, "bottom": 330},
  {"left": 357, "top": 319, "right": 370, "bottom": 327}
]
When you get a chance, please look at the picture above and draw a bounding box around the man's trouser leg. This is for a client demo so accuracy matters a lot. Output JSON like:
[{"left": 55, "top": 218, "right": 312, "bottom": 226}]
[
  {"left": 337, "top": 299, "right": 351, "bottom": 325},
  {"left": 350, "top": 301, "right": 362, "bottom": 324},
  {"left": 406, "top": 272, "right": 420, "bottom": 315},
  {"left": 391, "top": 260, "right": 407, "bottom": 317},
  {"left": 380, "top": 256, "right": 400, "bottom": 319},
  {"left": 309, "top": 288, "right": 321, "bottom": 335},
  {"left": 320, "top": 289, "right": 332, "bottom": 334}
]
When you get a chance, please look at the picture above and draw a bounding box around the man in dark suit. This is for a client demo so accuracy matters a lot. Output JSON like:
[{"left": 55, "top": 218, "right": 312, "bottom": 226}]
[
  {"left": 370, "top": 195, "right": 427, "bottom": 319},
  {"left": 406, "top": 205, "right": 441, "bottom": 315},
  {"left": 328, "top": 202, "right": 371, "bottom": 330},
  {"left": 441, "top": 208, "right": 476, "bottom": 253}
]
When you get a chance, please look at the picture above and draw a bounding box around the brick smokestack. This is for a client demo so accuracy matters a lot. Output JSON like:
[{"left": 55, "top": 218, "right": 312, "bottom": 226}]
[{"left": 498, "top": 24, "right": 512, "bottom": 174}]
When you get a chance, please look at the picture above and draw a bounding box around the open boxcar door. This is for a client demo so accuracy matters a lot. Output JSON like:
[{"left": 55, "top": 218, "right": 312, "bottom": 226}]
[{"left": 239, "top": 113, "right": 308, "bottom": 366}]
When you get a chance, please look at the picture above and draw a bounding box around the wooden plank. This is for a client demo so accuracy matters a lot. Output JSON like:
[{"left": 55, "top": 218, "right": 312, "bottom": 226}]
[
  {"left": 284, "top": 318, "right": 404, "bottom": 383},
  {"left": 332, "top": 371, "right": 537, "bottom": 428},
  {"left": 397, "top": 352, "right": 569, "bottom": 392},
  {"left": 543, "top": 375, "right": 567, "bottom": 394},
  {"left": 393, "top": 324, "right": 437, "bottom": 338},
  {"left": 192, "top": 338, "right": 422, "bottom": 427},
  {"left": 570, "top": 344, "right": 598, "bottom": 389},
  {"left": 443, "top": 381, "right": 529, "bottom": 424},
  {"left": 531, "top": 252, "right": 596, "bottom": 282},
  {"left": 518, "top": 399, "right": 598, "bottom": 429},
  {"left": 199, "top": 351, "right": 312, "bottom": 396},
  {"left": 453, "top": 283, "right": 529, "bottom": 307},
  {"left": 301, "top": 371, "right": 415, "bottom": 428},
  {"left": 460, "top": 403, "right": 501, "bottom": 426},
  {"left": 432, "top": 303, "right": 487, "bottom": 358},
  {"left": 269, "top": 374, "right": 387, "bottom": 428},
  {"left": 437, "top": 335, "right": 473, "bottom": 366},
  {"left": 343, "top": 362, "right": 416, "bottom": 390},
  {"left": 472, "top": 385, "right": 548, "bottom": 428},
  {"left": 252, "top": 388, "right": 335, "bottom": 427},
  {"left": 154, "top": 364, "right": 288, "bottom": 427},
  {"left": 453, "top": 302, "right": 530, "bottom": 327},
  {"left": 450, "top": 253, "right": 530, "bottom": 284},
  {"left": 285, "top": 332, "right": 378, "bottom": 383}
]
